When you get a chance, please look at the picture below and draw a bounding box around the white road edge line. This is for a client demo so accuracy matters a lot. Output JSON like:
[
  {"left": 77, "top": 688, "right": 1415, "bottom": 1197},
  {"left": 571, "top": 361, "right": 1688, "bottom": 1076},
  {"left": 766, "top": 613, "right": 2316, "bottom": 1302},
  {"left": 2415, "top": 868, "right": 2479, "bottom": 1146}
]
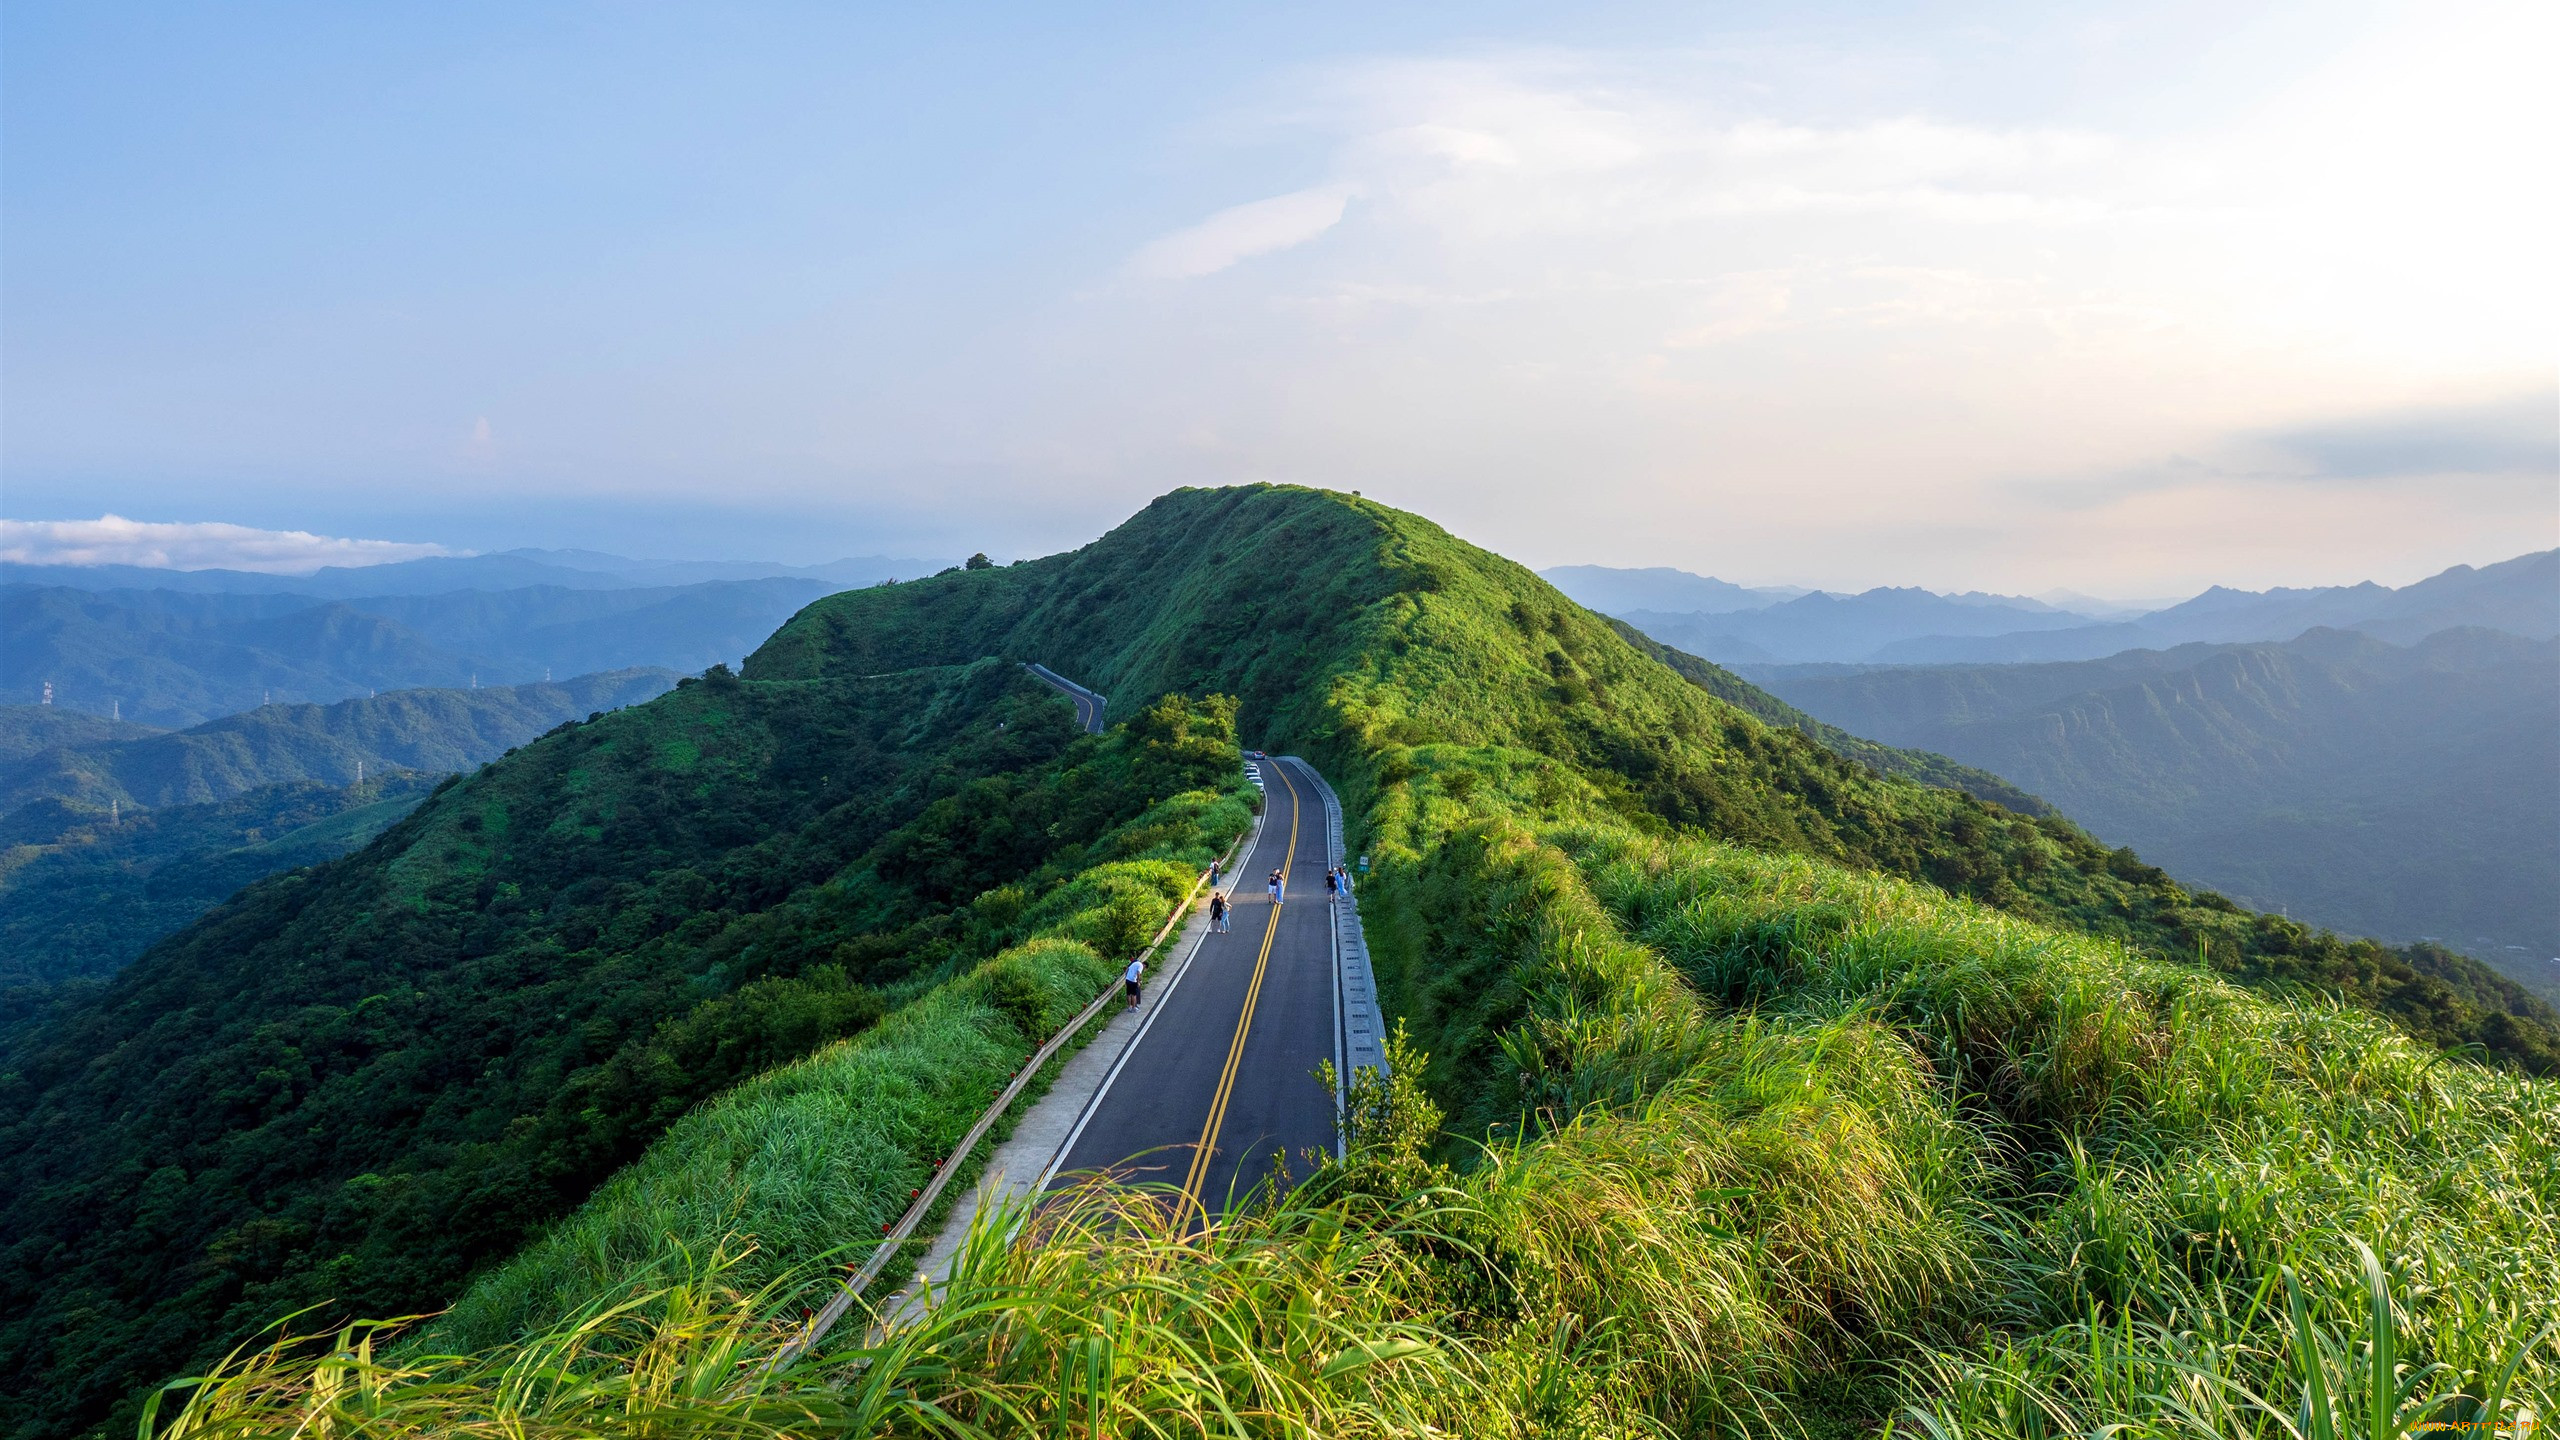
[
  {"left": 1309, "top": 759, "right": 1347, "bottom": 1160},
  {"left": 1031, "top": 804, "right": 1272, "bottom": 1196}
]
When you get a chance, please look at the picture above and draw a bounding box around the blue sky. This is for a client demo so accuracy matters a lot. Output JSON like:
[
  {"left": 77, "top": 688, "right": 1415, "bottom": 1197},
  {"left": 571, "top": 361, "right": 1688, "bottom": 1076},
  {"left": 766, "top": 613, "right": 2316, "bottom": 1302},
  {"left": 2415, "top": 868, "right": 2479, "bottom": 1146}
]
[{"left": 3, "top": 0, "right": 2552, "bottom": 591}]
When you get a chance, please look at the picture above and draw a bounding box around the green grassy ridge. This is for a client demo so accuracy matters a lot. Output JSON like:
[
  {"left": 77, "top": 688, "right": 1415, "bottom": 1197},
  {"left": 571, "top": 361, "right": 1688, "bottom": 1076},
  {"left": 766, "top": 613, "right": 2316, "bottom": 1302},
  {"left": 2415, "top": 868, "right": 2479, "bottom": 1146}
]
[
  {"left": 129, "top": 483, "right": 2560, "bottom": 1434},
  {"left": 765, "top": 489, "right": 2102, "bottom": 868},
  {"left": 0, "top": 665, "right": 1234, "bottom": 1438},
  {"left": 758, "top": 486, "right": 2552, "bottom": 1071},
  {"left": 0, "top": 774, "right": 440, "bottom": 997},
  {"left": 1405, "top": 821, "right": 2558, "bottom": 1434}
]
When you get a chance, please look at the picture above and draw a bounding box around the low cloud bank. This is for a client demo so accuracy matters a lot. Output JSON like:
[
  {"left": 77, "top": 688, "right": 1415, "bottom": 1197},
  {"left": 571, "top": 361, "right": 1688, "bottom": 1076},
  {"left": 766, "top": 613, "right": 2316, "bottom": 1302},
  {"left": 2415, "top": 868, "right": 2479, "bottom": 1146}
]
[{"left": 0, "top": 515, "right": 455, "bottom": 574}]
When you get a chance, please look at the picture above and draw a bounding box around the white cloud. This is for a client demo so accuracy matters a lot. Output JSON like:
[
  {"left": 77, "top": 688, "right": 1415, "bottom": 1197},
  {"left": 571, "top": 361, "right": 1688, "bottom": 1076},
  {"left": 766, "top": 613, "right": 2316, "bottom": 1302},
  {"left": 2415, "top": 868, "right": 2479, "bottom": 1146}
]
[
  {"left": 1127, "top": 186, "right": 1353, "bottom": 279},
  {"left": 0, "top": 515, "right": 456, "bottom": 573}
]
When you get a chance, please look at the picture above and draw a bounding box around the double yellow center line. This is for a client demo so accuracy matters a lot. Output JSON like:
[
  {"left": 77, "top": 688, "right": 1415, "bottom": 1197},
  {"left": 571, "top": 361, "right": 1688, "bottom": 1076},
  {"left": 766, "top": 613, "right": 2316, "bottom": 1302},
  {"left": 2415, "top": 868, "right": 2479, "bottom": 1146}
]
[{"left": 1176, "top": 761, "right": 1301, "bottom": 1226}]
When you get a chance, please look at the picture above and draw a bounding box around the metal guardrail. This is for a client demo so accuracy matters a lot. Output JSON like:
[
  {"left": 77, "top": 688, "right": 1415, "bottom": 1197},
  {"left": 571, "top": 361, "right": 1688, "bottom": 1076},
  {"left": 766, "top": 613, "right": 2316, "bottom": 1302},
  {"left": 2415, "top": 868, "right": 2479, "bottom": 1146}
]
[
  {"left": 1021, "top": 662, "right": 1107, "bottom": 734},
  {"left": 1288, "top": 759, "right": 1387, "bottom": 1157}
]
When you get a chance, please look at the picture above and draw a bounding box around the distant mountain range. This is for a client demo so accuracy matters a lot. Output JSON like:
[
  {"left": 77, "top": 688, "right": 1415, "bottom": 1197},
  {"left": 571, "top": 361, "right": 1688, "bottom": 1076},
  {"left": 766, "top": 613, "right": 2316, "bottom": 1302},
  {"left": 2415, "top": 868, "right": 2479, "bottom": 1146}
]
[
  {"left": 0, "top": 669, "right": 676, "bottom": 829},
  {"left": 0, "top": 670, "right": 678, "bottom": 998},
  {"left": 0, "top": 545, "right": 893, "bottom": 1000},
  {"left": 1747, "top": 627, "right": 2560, "bottom": 1001},
  {"left": 0, "top": 546, "right": 946, "bottom": 598},
  {"left": 1536, "top": 565, "right": 1804, "bottom": 615},
  {"left": 3, "top": 578, "right": 828, "bottom": 726},
  {"left": 1618, "top": 588, "right": 2094, "bottom": 664},
  {"left": 1872, "top": 549, "right": 2559, "bottom": 663},
  {"left": 1547, "top": 549, "right": 2558, "bottom": 665}
]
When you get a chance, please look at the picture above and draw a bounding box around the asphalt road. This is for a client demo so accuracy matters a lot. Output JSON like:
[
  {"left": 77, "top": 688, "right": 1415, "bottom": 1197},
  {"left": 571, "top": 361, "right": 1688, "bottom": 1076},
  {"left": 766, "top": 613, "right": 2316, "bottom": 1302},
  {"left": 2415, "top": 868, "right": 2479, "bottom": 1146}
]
[
  {"left": 1024, "top": 663, "right": 1107, "bottom": 734},
  {"left": 1049, "top": 754, "right": 1340, "bottom": 1220}
]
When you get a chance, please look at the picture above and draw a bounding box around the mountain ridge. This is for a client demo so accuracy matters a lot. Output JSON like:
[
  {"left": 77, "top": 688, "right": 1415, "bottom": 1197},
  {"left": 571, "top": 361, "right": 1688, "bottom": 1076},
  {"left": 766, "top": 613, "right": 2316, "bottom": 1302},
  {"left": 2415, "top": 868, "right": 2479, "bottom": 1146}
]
[{"left": 1561, "top": 549, "right": 2557, "bottom": 664}]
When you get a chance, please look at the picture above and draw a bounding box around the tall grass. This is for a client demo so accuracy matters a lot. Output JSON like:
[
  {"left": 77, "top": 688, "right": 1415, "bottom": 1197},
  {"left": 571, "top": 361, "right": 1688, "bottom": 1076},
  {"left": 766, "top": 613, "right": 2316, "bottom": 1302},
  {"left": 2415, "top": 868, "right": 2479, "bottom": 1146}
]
[
  {"left": 160, "top": 1187, "right": 1510, "bottom": 1438},
  {"left": 1556, "top": 828, "right": 2560, "bottom": 1439}
]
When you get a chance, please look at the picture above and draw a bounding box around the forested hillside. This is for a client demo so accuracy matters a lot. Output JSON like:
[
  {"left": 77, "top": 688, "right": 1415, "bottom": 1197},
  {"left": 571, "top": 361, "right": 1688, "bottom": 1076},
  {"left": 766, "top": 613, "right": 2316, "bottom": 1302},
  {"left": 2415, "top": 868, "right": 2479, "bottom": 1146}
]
[
  {"left": 1753, "top": 627, "right": 2559, "bottom": 998},
  {"left": 13, "top": 486, "right": 2556, "bottom": 1438},
  {"left": 0, "top": 669, "right": 676, "bottom": 821},
  {"left": 0, "top": 706, "right": 165, "bottom": 763},
  {"left": 0, "top": 775, "right": 440, "bottom": 998}
]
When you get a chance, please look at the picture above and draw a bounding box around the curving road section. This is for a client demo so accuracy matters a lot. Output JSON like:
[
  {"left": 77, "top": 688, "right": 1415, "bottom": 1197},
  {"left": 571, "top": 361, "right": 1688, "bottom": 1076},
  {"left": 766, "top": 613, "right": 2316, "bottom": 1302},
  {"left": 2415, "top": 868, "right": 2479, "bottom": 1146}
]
[
  {"left": 1023, "top": 662, "right": 1107, "bottom": 733},
  {"left": 1045, "top": 754, "right": 1341, "bottom": 1218}
]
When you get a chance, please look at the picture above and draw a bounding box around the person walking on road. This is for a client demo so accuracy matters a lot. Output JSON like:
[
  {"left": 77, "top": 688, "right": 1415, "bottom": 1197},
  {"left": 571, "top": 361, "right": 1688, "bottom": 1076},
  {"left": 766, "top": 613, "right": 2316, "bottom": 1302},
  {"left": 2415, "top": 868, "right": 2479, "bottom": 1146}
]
[
  {"left": 1268, "top": 869, "right": 1283, "bottom": 905},
  {"left": 1123, "top": 956, "right": 1145, "bottom": 1009},
  {"left": 1210, "top": 891, "right": 1228, "bottom": 932}
]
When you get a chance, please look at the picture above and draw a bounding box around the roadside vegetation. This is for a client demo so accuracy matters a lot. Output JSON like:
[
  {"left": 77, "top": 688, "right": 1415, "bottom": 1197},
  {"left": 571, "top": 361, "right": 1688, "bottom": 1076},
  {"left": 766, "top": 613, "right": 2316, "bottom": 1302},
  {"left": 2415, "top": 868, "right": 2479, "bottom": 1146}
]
[{"left": 19, "top": 485, "right": 2554, "bottom": 1436}]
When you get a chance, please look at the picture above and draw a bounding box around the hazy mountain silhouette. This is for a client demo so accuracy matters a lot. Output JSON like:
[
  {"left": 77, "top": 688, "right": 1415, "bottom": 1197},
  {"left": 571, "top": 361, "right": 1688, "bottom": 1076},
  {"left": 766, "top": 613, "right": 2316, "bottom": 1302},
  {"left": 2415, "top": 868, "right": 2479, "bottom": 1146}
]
[
  {"left": 4, "top": 579, "right": 834, "bottom": 726},
  {"left": 1752, "top": 627, "right": 2560, "bottom": 999}
]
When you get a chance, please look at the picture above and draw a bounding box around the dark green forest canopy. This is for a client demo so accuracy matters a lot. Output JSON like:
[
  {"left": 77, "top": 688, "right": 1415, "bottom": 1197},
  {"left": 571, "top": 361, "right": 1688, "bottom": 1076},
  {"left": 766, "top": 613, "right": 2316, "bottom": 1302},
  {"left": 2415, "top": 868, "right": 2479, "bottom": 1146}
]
[
  {"left": 0, "top": 662, "right": 1241, "bottom": 1439},
  {"left": 0, "top": 774, "right": 440, "bottom": 998}
]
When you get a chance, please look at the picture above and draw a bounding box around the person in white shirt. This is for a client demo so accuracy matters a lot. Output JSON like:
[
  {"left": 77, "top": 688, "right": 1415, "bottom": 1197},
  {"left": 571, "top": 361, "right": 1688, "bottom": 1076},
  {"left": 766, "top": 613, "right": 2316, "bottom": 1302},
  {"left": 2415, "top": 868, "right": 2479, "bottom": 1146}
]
[{"left": 1123, "top": 957, "right": 1145, "bottom": 1008}]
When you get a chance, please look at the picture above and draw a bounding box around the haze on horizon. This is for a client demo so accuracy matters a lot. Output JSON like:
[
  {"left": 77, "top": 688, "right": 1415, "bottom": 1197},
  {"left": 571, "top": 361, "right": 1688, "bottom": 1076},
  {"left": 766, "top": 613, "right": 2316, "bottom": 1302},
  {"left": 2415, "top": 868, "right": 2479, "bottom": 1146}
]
[{"left": 2, "top": 0, "right": 2552, "bottom": 596}]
